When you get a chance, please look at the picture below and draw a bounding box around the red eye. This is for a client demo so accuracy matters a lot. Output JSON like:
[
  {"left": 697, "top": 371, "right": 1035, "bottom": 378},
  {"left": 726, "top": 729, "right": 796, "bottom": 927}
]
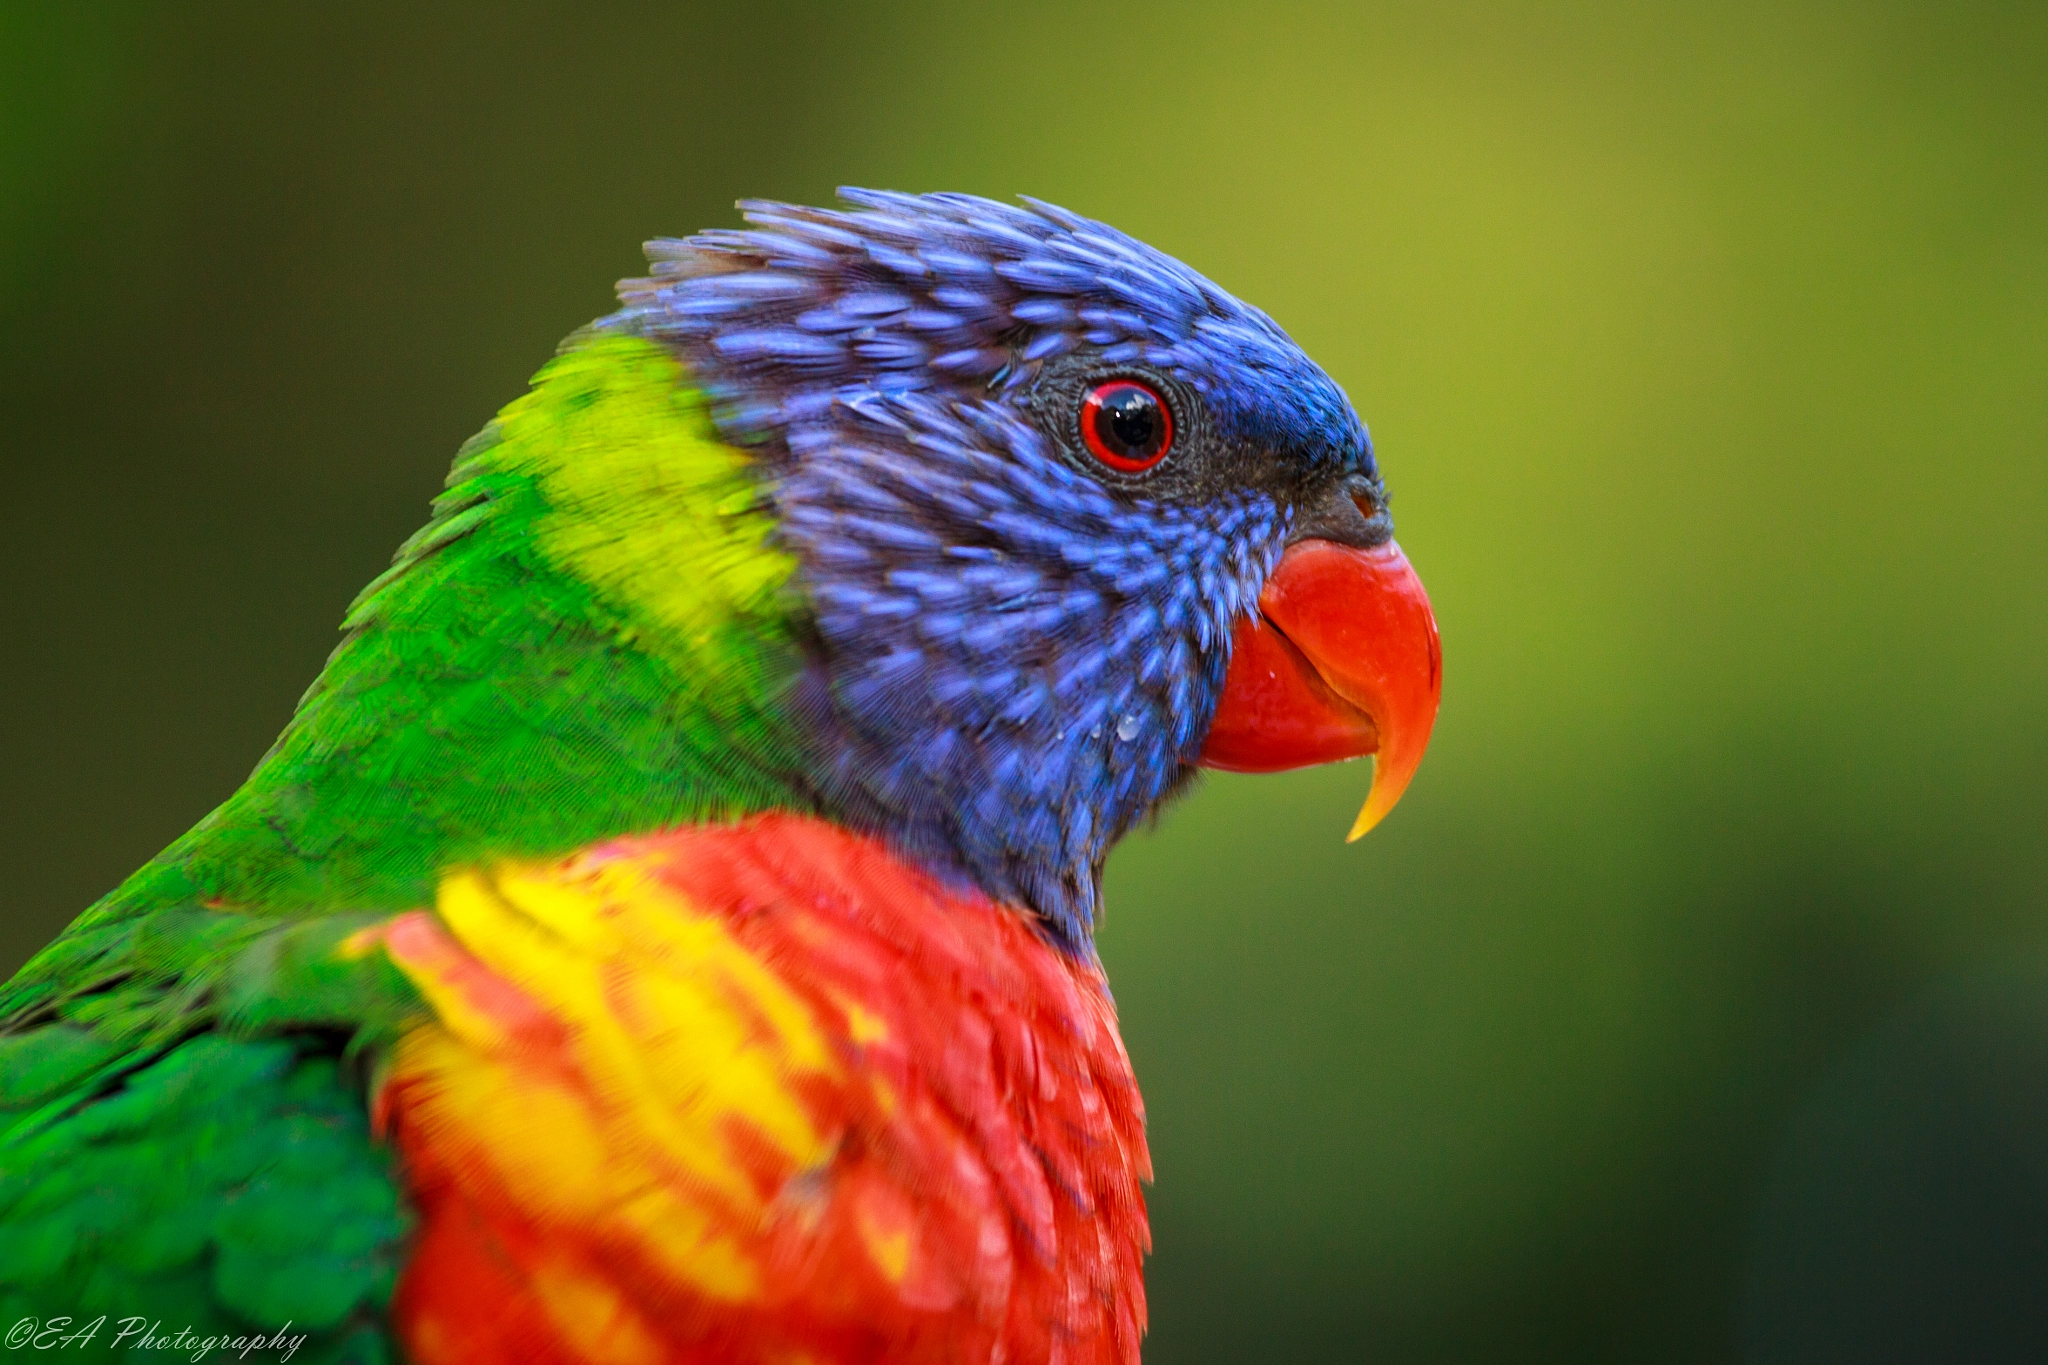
[{"left": 1079, "top": 380, "right": 1173, "bottom": 473}]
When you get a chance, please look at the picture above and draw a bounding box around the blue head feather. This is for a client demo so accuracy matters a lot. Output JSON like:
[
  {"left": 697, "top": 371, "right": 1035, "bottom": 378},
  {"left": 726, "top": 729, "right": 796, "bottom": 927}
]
[{"left": 615, "top": 190, "right": 1378, "bottom": 948}]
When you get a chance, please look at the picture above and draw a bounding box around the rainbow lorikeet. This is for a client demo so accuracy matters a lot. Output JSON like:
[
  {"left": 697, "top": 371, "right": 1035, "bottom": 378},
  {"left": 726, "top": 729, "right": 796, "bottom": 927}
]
[{"left": 0, "top": 192, "right": 1440, "bottom": 1363}]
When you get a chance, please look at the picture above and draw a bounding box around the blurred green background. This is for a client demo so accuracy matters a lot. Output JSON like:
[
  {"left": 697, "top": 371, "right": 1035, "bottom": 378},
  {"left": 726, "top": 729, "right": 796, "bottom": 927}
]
[{"left": 5, "top": 3, "right": 2046, "bottom": 1360}]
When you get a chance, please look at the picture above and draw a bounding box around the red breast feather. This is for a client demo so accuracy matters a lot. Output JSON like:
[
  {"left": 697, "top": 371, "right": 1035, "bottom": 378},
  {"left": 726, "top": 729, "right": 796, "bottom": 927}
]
[{"left": 368, "top": 814, "right": 1149, "bottom": 1364}]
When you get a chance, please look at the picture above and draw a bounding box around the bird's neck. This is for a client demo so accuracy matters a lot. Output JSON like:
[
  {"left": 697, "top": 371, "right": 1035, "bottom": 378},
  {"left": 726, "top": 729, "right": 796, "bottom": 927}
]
[{"left": 103, "top": 334, "right": 820, "bottom": 923}]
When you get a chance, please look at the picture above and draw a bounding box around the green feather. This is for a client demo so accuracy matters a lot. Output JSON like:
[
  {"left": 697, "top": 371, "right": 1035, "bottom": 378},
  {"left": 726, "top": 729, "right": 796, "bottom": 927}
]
[
  {"left": 0, "top": 1037, "right": 407, "bottom": 1353},
  {"left": 8, "top": 329, "right": 811, "bottom": 1031}
]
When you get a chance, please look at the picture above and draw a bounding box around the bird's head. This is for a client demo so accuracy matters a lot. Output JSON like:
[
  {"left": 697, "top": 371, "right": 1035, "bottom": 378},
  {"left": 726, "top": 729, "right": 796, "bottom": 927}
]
[{"left": 618, "top": 191, "right": 1440, "bottom": 946}]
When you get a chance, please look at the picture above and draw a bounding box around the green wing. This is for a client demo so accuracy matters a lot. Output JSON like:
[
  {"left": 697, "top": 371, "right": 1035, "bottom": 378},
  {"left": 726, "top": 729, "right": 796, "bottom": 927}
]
[{"left": 1, "top": 1027, "right": 406, "bottom": 1362}]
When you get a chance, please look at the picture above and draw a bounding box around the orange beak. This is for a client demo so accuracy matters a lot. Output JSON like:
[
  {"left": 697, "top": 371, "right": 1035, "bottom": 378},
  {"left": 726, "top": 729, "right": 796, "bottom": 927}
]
[{"left": 1198, "top": 539, "right": 1442, "bottom": 840}]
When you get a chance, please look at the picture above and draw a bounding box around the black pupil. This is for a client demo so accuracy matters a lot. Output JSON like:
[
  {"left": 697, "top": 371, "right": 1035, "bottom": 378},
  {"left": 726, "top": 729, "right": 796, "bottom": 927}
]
[{"left": 1093, "top": 385, "right": 1164, "bottom": 460}]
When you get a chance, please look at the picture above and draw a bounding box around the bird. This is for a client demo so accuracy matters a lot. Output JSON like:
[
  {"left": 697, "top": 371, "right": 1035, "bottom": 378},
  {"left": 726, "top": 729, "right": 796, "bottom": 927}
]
[{"left": 0, "top": 190, "right": 1440, "bottom": 1364}]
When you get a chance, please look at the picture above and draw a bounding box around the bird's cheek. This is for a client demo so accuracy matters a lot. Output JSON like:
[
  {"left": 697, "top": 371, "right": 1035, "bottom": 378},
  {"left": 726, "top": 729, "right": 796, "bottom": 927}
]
[{"left": 1197, "top": 539, "right": 1441, "bottom": 839}]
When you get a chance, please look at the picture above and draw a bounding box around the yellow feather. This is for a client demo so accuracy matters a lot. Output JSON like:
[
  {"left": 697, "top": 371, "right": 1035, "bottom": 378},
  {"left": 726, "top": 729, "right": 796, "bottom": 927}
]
[{"left": 383, "top": 849, "right": 856, "bottom": 1303}]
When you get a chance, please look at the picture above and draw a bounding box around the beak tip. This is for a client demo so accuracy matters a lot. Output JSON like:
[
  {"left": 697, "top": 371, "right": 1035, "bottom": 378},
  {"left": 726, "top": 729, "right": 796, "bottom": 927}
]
[
  {"left": 1345, "top": 748, "right": 1424, "bottom": 843},
  {"left": 1345, "top": 758, "right": 1384, "bottom": 843}
]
